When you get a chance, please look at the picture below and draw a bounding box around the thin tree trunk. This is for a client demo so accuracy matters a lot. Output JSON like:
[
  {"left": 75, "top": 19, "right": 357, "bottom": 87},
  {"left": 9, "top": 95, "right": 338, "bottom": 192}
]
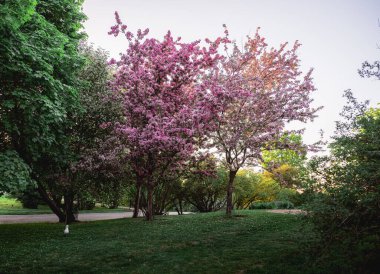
[
  {"left": 174, "top": 204, "right": 180, "bottom": 215},
  {"left": 133, "top": 182, "right": 142, "bottom": 218},
  {"left": 226, "top": 170, "right": 237, "bottom": 217},
  {"left": 146, "top": 184, "right": 154, "bottom": 221},
  {"left": 179, "top": 199, "right": 183, "bottom": 215},
  {"left": 64, "top": 193, "right": 77, "bottom": 224}
]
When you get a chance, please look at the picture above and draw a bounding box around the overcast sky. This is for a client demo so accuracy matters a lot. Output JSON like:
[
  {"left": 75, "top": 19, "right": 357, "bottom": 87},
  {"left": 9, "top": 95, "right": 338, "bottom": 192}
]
[{"left": 83, "top": 0, "right": 380, "bottom": 148}]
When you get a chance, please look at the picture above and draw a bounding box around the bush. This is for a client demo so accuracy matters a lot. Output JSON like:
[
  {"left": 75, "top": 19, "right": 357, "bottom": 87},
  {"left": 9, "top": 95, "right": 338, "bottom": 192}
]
[
  {"left": 303, "top": 93, "right": 380, "bottom": 272},
  {"left": 274, "top": 200, "right": 294, "bottom": 209},
  {"left": 249, "top": 202, "right": 275, "bottom": 209},
  {"left": 76, "top": 192, "right": 96, "bottom": 210},
  {"left": 183, "top": 167, "right": 227, "bottom": 212},
  {"left": 15, "top": 184, "right": 45, "bottom": 209},
  {"left": 249, "top": 200, "right": 294, "bottom": 210}
]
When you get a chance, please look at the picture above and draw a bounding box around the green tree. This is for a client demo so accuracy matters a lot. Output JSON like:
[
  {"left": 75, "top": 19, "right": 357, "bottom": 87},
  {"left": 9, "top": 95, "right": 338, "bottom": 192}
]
[
  {"left": 0, "top": 151, "right": 31, "bottom": 195},
  {"left": 305, "top": 90, "right": 380, "bottom": 272},
  {"left": 233, "top": 169, "right": 261, "bottom": 209},
  {"left": 261, "top": 134, "right": 308, "bottom": 189},
  {"left": 182, "top": 158, "right": 227, "bottom": 213},
  {"left": 0, "top": 0, "right": 86, "bottom": 222}
]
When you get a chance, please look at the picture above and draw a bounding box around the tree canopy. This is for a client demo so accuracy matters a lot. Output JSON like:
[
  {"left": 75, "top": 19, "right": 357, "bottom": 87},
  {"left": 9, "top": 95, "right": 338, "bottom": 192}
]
[{"left": 0, "top": 0, "right": 86, "bottom": 222}]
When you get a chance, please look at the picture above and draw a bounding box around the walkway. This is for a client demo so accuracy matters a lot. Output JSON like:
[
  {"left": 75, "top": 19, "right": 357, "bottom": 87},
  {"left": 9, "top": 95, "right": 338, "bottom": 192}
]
[
  {"left": 0, "top": 212, "right": 132, "bottom": 224},
  {"left": 0, "top": 210, "right": 302, "bottom": 224},
  {"left": 0, "top": 211, "right": 187, "bottom": 224}
]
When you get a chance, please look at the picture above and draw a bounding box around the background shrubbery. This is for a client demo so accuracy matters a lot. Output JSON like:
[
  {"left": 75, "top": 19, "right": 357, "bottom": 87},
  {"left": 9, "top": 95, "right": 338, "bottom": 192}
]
[
  {"left": 302, "top": 92, "right": 380, "bottom": 273},
  {"left": 249, "top": 200, "right": 294, "bottom": 210}
]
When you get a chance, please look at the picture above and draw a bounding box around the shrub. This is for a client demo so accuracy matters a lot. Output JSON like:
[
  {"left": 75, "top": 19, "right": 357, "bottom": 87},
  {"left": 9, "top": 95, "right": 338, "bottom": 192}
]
[
  {"left": 183, "top": 167, "right": 227, "bottom": 212},
  {"left": 15, "top": 184, "right": 45, "bottom": 209},
  {"left": 303, "top": 92, "right": 380, "bottom": 272},
  {"left": 76, "top": 192, "right": 96, "bottom": 210},
  {"left": 273, "top": 200, "right": 294, "bottom": 209},
  {"left": 249, "top": 200, "right": 294, "bottom": 210},
  {"left": 249, "top": 202, "right": 272, "bottom": 209}
]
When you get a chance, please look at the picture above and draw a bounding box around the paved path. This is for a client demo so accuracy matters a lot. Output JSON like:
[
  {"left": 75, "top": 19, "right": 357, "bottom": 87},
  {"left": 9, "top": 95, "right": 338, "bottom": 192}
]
[
  {"left": 0, "top": 211, "right": 187, "bottom": 224},
  {"left": 0, "top": 212, "right": 133, "bottom": 224},
  {"left": 266, "top": 209, "right": 305, "bottom": 215},
  {"left": 0, "top": 210, "right": 302, "bottom": 224}
]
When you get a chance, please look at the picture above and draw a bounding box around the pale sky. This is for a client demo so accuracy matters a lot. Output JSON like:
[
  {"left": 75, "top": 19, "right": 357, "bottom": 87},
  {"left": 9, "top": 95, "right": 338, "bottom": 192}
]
[{"left": 82, "top": 0, "right": 380, "bottom": 148}]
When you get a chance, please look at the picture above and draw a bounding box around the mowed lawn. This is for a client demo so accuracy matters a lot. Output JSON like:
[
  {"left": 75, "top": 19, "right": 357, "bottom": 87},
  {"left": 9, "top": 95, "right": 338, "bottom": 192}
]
[
  {"left": 0, "top": 211, "right": 316, "bottom": 274},
  {"left": 0, "top": 196, "right": 127, "bottom": 215}
]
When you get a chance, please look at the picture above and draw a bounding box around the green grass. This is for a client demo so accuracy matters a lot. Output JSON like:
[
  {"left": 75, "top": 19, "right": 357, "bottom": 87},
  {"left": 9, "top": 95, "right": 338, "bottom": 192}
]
[
  {"left": 0, "top": 211, "right": 317, "bottom": 273},
  {"left": 0, "top": 196, "right": 129, "bottom": 215},
  {"left": 0, "top": 196, "right": 54, "bottom": 214}
]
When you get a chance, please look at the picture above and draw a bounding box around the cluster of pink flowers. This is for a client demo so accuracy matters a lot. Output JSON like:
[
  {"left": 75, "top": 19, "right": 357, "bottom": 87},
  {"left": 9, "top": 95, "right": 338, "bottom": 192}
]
[{"left": 108, "top": 12, "right": 226, "bottom": 185}]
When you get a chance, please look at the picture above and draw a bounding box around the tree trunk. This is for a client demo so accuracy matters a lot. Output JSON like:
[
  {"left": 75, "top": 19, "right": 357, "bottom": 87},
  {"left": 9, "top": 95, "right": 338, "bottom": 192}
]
[
  {"left": 226, "top": 170, "right": 238, "bottom": 217},
  {"left": 37, "top": 182, "right": 66, "bottom": 222},
  {"left": 64, "top": 193, "right": 77, "bottom": 224},
  {"left": 179, "top": 199, "right": 183, "bottom": 215},
  {"left": 146, "top": 184, "right": 154, "bottom": 221},
  {"left": 133, "top": 183, "right": 142, "bottom": 218}
]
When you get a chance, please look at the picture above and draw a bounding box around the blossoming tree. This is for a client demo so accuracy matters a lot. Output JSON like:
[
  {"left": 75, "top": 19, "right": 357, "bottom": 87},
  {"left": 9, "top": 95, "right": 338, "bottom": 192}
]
[
  {"left": 207, "top": 29, "right": 320, "bottom": 216},
  {"left": 108, "top": 12, "right": 226, "bottom": 220}
]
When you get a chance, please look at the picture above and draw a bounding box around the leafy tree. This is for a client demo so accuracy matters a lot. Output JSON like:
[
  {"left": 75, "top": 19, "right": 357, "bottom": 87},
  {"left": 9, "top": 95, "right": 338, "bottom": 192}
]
[
  {"left": 233, "top": 169, "right": 261, "bottom": 209},
  {"left": 208, "top": 29, "right": 319, "bottom": 216},
  {"left": 14, "top": 183, "right": 45, "bottom": 209},
  {"left": 261, "top": 134, "right": 308, "bottom": 188},
  {"left": 305, "top": 90, "right": 380, "bottom": 272},
  {"left": 0, "top": 151, "right": 31, "bottom": 195},
  {"left": 262, "top": 135, "right": 306, "bottom": 168},
  {"left": 183, "top": 167, "right": 227, "bottom": 212},
  {"left": 0, "top": 0, "right": 86, "bottom": 222},
  {"left": 234, "top": 169, "right": 298, "bottom": 209}
]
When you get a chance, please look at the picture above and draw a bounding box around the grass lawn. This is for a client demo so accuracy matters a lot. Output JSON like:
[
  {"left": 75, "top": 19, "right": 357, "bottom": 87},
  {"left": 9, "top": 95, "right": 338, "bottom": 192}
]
[
  {"left": 0, "top": 196, "right": 129, "bottom": 215},
  {"left": 0, "top": 211, "right": 317, "bottom": 274}
]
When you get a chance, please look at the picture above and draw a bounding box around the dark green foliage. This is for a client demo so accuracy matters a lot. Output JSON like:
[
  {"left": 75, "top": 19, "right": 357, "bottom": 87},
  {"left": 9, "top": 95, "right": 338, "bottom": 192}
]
[
  {"left": 0, "top": 150, "right": 31, "bottom": 194},
  {"left": 249, "top": 200, "right": 295, "bottom": 210},
  {"left": 183, "top": 167, "right": 227, "bottom": 212},
  {"left": 97, "top": 183, "right": 126, "bottom": 209},
  {"left": 35, "top": 0, "right": 86, "bottom": 39},
  {"left": 76, "top": 191, "right": 95, "bottom": 210},
  {"left": 0, "top": 0, "right": 86, "bottom": 222},
  {"left": 14, "top": 183, "right": 45, "bottom": 209},
  {"left": 305, "top": 90, "right": 380, "bottom": 273},
  {"left": 0, "top": 0, "right": 86, "bottom": 162}
]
